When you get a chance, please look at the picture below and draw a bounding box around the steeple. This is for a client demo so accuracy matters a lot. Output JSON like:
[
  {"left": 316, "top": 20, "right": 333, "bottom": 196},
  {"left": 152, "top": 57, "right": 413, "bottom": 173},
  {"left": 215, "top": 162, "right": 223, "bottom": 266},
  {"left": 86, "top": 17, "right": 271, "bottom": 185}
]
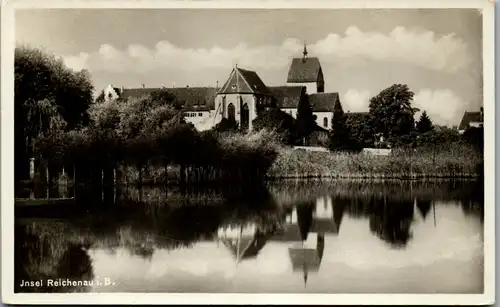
[{"left": 302, "top": 42, "right": 308, "bottom": 62}]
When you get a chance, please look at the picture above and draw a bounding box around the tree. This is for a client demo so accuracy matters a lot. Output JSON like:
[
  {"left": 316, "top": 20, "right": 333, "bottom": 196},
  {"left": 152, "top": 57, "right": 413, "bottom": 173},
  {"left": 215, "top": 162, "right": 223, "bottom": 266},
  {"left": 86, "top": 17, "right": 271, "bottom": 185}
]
[
  {"left": 329, "top": 99, "right": 350, "bottom": 151},
  {"left": 416, "top": 111, "right": 434, "bottom": 133},
  {"left": 295, "top": 95, "right": 317, "bottom": 145},
  {"left": 462, "top": 126, "right": 484, "bottom": 153},
  {"left": 213, "top": 118, "right": 239, "bottom": 133},
  {"left": 149, "top": 89, "right": 180, "bottom": 109},
  {"left": 345, "top": 112, "right": 375, "bottom": 148},
  {"left": 15, "top": 46, "right": 94, "bottom": 180},
  {"left": 368, "top": 84, "right": 418, "bottom": 143},
  {"left": 252, "top": 108, "right": 297, "bottom": 145}
]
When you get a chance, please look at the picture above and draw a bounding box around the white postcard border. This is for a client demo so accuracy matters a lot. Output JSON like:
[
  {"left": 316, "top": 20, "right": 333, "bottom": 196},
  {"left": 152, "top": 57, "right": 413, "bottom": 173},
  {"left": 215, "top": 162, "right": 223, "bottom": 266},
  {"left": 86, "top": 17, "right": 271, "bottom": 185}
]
[{"left": 1, "top": 0, "right": 495, "bottom": 305}]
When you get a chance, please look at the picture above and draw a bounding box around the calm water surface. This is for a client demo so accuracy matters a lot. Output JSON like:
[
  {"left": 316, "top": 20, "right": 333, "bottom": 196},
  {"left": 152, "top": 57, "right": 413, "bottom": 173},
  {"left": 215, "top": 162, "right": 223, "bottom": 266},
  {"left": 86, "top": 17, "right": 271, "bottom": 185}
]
[{"left": 15, "top": 180, "right": 484, "bottom": 293}]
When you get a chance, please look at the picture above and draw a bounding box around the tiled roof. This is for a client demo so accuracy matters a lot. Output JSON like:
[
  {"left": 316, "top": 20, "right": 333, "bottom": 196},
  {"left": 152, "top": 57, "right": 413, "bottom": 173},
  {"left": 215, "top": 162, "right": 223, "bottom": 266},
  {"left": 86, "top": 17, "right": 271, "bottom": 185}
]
[
  {"left": 168, "top": 87, "right": 216, "bottom": 111},
  {"left": 287, "top": 57, "right": 322, "bottom": 83},
  {"left": 268, "top": 86, "right": 306, "bottom": 108},
  {"left": 120, "top": 88, "right": 161, "bottom": 100},
  {"left": 218, "top": 67, "right": 272, "bottom": 95},
  {"left": 458, "top": 111, "right": 482, "bottom": 130},
  {"left": 119, "top": 87, "right": 216, "bottom": 111},
  {"left": 308, "top": 92, "right": 340, "bottom": 112}
]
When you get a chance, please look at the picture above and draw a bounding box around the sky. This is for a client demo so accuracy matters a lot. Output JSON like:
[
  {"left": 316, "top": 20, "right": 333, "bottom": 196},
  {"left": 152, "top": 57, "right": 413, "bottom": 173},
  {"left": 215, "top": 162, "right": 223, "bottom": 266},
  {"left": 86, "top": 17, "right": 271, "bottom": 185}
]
[{"left": 15, "top": 9, "right": 483, "bottom": 126}]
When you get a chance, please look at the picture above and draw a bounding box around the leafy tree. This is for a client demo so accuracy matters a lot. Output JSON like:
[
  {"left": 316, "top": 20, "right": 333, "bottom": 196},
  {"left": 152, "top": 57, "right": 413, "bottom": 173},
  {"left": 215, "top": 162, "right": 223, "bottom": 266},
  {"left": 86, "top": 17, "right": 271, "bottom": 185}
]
[
  {"left": 368, "top": 84, "right": 418, "bottom": 143},
  {"left": 149, "top": 89, "right": 180, "bottom": 109},
  {"left": 416, "top": 111, "right": 434, "bottom": 133},
  {"left": 329, "top": 99, "right": 350, "bottom": 151},
  {"left": 252, "top": 108, "right": 297, "bottom": 145},
  {"left": 345, "top": 112, "right": 375, "bottom": 148},
  {"left": 213, "top": 118, "right": 239, "bottom": 133},
  {"left": 462, "top": 126, "right": 484, "bottom": 153},
  {"left": 295, "top": 95, "right": 317, "bottom": 145},
  {"left": 15, "top": 46, "right": 94, "bottom": 180}
]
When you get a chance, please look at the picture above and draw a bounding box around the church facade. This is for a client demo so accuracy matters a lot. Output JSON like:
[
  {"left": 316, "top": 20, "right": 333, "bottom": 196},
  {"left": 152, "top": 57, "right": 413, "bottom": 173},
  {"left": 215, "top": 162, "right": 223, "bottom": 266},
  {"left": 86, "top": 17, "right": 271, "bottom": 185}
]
[{"left": 102, "top": 45, "right": 342, "bottom": 132}]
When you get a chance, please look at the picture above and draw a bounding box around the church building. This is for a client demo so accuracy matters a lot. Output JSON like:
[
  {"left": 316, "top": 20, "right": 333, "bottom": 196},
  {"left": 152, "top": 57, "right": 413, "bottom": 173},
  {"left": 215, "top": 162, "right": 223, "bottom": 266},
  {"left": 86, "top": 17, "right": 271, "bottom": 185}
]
[{"left": 101, "top": 44, "right": 342, "bottom": 132}]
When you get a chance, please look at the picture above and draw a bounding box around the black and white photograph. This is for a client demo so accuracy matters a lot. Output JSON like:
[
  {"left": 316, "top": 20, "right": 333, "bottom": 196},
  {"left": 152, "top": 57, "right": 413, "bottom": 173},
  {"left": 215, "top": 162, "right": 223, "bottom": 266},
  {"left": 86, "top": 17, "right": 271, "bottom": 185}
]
[{"left": 1, "top": 0, "right": 495, "bottom": 305}]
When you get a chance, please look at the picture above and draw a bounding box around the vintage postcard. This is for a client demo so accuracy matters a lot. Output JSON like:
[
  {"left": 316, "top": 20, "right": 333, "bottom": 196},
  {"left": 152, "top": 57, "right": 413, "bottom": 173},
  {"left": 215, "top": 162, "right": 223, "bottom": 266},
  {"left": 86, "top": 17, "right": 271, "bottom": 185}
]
[{"left": 1, "top": 0, "right": 495, "bottom": 305}]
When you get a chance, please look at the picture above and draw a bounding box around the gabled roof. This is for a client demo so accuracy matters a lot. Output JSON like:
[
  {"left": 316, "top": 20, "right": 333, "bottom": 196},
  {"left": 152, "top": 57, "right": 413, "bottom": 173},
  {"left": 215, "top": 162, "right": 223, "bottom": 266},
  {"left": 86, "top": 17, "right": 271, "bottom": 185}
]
[
  {"left": 287, "top": 57, "right": 322, "bottom": 83},
  {"left": 458, "top": 111, "right": 482, "bottom": 130},
  {"left": 218, "top": 67, "right": 272, "bottom": 95},
  {"left": 168, "top": 87, "right": 216, "bottom": 111},
  {"left": 268, "top": 86, "right": 306, "bottom": 109},
  {"left": 120, "top": 88, "right": 161, "bottom": 100},
  {"left": 118, "top": 87, "right": 216, "bottom": 111},
  {"left": 308, "top": 92, "right": 340, "bottom": 112}
]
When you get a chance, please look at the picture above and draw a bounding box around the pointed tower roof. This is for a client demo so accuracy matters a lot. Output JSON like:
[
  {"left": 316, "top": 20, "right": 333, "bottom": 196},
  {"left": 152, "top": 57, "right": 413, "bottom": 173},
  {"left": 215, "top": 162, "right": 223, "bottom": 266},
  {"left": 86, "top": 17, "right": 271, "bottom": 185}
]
[
  {"left": 218, "top": 67, "right": 272, "bottom": 95},
  {"left": 287, "top": 44, "right": 322, "bottom": 83}
]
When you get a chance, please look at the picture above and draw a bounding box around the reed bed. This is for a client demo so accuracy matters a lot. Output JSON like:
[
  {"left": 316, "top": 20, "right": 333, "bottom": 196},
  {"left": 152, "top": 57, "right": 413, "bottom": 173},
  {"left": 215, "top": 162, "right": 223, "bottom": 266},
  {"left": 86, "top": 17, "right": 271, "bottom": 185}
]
[{"left": 267, "top": 143, "right": 482, "bottom": 179}]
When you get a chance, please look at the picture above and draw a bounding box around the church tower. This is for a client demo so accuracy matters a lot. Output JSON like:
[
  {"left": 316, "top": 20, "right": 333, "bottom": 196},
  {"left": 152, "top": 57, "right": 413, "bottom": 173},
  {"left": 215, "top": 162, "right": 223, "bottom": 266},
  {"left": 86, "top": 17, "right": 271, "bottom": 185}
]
[
  {"left": 286, "top": 43, "right": 324, "bottom": 94},
  {"left": 214, "top": 66, "right": 273, "bottom": 132}
]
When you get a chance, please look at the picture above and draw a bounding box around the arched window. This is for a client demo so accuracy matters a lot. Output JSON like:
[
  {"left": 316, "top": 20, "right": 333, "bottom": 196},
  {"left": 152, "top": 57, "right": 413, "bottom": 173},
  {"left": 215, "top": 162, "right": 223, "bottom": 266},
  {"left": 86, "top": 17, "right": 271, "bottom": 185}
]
[
  {"left": 241, "top": 103, "right": 250, "bottom": 132},
  {"left": 220, "top": 96, "right": 226, "bottom": 115},
  {"left": 227, "top": 103, "right": 235, "bottom": 121},
  {"left": 323, "top": 117, "right": 328, "bottom": 128}
]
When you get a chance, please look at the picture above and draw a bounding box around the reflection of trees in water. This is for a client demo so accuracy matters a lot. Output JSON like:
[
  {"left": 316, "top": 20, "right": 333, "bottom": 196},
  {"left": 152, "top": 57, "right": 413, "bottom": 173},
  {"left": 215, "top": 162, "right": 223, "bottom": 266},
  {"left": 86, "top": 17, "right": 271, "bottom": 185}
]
[
  {"left": 56, "top": 243, "right": 94, "bottom": 292},
  {"left": 16, "top": 179, "right": 485, "bottom": 290},
  {"left": 269, "top": 179, "right": 484, "bottom": 211},
  {"left": 416, "top": 199, "right": 432, "bottom": 220},
  {"left": 15, "top": 223, "right": 94, "bottom": 293},
  {"left": 368, "top": 197, "right": 414, "bottom": 248}
]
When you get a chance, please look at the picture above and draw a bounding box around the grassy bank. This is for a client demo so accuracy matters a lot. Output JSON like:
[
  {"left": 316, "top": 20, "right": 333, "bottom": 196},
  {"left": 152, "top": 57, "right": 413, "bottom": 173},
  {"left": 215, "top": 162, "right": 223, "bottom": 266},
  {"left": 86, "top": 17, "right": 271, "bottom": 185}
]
[{"left": 266, "top": 144, "right": 483, "bottom": 179}]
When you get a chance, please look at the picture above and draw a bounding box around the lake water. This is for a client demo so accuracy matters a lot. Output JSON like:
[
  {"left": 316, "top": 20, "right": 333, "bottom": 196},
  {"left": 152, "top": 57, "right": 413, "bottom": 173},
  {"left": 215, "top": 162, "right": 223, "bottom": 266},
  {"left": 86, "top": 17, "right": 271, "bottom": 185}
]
[{"left": 15, "top": 179, "right": 484, "bottom": 293}]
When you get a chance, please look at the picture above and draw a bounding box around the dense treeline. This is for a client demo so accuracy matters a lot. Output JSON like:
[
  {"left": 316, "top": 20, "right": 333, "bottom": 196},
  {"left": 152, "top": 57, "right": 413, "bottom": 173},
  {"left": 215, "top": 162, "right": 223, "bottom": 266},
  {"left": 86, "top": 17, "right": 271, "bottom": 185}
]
[
  {"left": 34, "top": 95, "right": 280, "bottom": 187},
  {"left": 330, "top": 84, "right": 484, "bottom": 153},
  {"left": 17, "top": 46, "right": 483, "bottom": 189},
  {"left": 15, "top": 46, "right": 94, "bottom": 182},
  {"left": 15, "top": 46, "right": 280, "bottom": 189}
]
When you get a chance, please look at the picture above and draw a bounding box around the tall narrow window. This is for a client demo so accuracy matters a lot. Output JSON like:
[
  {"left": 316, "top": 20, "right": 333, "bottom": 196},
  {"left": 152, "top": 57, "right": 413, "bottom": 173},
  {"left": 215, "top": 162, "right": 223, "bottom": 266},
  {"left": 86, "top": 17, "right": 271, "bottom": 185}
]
[
  {"left": 241, "top": 103, "right": 250, "bottom": 132},
  {"left": 323, "top": 117, "right": 328, "bottom": 128},
  {"left": 227, "top": 103, "right": 235, "bottom": 121}
]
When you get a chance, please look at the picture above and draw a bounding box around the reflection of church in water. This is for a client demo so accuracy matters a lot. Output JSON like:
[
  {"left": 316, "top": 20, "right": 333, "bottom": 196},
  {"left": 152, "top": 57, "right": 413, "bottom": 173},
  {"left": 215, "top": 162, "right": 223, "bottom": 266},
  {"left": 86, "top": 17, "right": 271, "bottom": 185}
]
[{"left": 216, "top": 196, "right": 345, "bottom": 286}]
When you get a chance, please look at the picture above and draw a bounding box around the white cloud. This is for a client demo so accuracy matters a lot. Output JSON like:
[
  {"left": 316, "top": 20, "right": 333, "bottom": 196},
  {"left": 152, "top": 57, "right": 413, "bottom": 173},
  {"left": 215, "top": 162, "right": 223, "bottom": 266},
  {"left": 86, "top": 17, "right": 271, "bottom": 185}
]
[
  {"left": 342, "top": 89, "right": 371, "bottom": 112},
  {"left": 413, "top": 89, "right": 469, "bottom": 126},
  {"left": 340, "top": 88, "right": 469, "bottom": 126},
  {"left": 61, "top": 52, "right": 89, "bottom": 71},
  {"left": 314, "top": 26, "right": 472, "bottom": 74},
  {"left": 62, "top": 26, "right": 472, "bottom": 75}
]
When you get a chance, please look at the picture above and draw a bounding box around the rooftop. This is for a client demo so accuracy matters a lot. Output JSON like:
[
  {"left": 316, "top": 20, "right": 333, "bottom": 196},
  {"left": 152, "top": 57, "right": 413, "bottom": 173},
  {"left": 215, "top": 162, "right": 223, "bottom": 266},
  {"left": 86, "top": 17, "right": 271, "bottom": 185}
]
[
  {"left": 308, "top": 92, "right": 340, "bottom": 112},
  {"left": 287, "top": 57, "right": 323, "bottom": 83}
]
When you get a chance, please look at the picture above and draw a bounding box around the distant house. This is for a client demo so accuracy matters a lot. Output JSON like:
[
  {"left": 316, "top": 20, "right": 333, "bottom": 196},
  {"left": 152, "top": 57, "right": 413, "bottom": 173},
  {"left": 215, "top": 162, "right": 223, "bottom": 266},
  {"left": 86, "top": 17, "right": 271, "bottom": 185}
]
[
  {"left": 309, "top": 93, "right": 340, "bottom": 130},
  {"left": 458, "top": 107, "right": 483, "bottom": 134},
  {"left": 100, "top": 43, "right": 343, "bottom": 133}
]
